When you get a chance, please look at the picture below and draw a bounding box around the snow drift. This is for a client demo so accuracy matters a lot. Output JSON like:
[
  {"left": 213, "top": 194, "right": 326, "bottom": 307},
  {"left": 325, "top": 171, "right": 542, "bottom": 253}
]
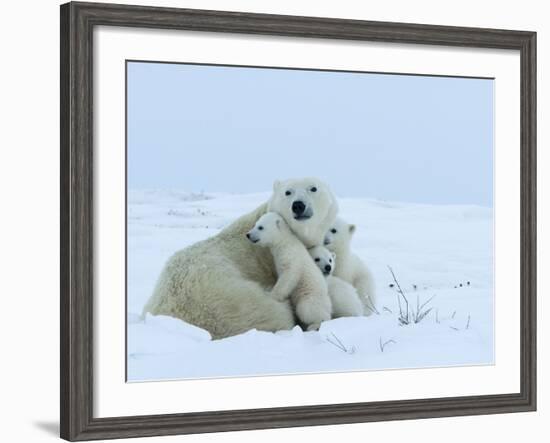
[{"left": 127, "top": 190, "right": 494, "bottom": 381}]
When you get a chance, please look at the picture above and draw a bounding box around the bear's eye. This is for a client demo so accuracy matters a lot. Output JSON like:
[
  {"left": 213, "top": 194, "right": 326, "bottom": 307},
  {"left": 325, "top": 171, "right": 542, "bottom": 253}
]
[
  {"left": 310, "top": 186, "right": 317, "bottom": 192},
  {"left": 258, "top": 226, "right": 264, "bottom": 230},
  {"left": 331, "top": 228, "right": 337, "bottom": 234},
  {"left": 329, "top": 259, "right": 333, "bottom": 263},
  {"left": 314, "top": 258, "right": 320, "bottom": 262},
  {"left": 285, "top": 190, "right": 292, "bottom": 196}
]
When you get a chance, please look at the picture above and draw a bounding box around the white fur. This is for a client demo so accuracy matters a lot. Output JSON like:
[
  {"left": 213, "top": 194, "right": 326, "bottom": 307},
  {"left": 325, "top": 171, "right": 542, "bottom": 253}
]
[
  {"left": 308, "top": 245, "right": 364, "bottom": 318},
  {"left": 142, "top": 177, "right": 338, "bottom": 339},
  {"left": 248, "top": 213, "right": 331, "bottom": 331},
  {"left": 267, "top": 177, "right": 338, "bottom": 248},
  {"left": 324, "top": 218, "right": 377, "bottom": 315}
]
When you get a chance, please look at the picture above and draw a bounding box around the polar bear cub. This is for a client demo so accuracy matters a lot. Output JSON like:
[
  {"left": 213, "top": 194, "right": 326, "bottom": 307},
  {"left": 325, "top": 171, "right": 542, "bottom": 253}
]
[
  {"left": 247, "top": 212, "right": 331, "bottom": 331},
  {"left": 308, "top": 245, "right": 364, "bottom": 318},
  {"left": 324, "top": 218, "right": 377, "bottom": 315}
]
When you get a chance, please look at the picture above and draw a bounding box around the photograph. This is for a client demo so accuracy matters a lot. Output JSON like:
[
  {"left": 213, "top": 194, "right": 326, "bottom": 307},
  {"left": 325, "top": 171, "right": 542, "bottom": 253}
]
[
  {"left": 126, "top": 60, "right": 495, "bottom": 381},
  {"left": 57, "top": 2, "right": 536, "bottom": 440}
]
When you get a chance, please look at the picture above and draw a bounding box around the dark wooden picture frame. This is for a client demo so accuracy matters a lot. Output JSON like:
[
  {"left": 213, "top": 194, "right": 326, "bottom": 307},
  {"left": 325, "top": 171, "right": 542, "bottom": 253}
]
[{"left": 60, "top": 1, "right": 536, "bottom": 441}]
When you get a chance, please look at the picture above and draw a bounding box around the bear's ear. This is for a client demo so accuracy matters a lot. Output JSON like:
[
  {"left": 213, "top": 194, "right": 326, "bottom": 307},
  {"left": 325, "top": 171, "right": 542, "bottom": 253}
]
[
  {"left": 275, "top": 219, "right": 281, "bottom": 230},
  {"left": 349, "top": 224, "right": 356, "bottom": 235},
  {"left": 331, "top": 252, "right": 337, "bottom": 260},
  {"left": 273, "top": 180, "right": 281, "bottom": 192}
]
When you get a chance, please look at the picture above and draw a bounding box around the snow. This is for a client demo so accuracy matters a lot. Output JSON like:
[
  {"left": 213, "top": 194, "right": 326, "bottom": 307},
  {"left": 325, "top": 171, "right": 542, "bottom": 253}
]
[{"left": 127, "top": 190, "right": 494, "bottom": 381}]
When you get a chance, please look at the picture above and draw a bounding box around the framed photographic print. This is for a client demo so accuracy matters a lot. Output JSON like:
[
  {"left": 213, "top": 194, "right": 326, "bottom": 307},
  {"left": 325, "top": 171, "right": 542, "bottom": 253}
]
[{"left": 60, "top": 1, "right": 536, "bottom": 441}]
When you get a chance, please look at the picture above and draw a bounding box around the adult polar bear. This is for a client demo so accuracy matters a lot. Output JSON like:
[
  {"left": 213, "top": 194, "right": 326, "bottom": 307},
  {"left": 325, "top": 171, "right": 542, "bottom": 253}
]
[{"left": 143, "top": 177, "right": 339, "bottom": 339}]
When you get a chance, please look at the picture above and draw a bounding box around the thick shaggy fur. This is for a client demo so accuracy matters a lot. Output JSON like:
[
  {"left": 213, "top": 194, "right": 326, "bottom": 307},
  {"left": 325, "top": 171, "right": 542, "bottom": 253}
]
[
  {"left": 324, "top": 218, "right": 377, "bottom": 315},
  {"left": 308, "top": 245, "right": 364, "bottom": 318},
  {"left": 143, "top": 177, "right": 338, "bottom": 339},
  {"left": 248, "top": 213, "right": 331, "bottom": 331}
]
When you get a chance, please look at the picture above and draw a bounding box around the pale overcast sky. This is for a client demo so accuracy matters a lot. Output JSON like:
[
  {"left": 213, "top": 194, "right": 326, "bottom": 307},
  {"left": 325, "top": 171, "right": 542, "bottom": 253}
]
[{"left": 127, "top": 61, "right": 493, "bottom": 206}]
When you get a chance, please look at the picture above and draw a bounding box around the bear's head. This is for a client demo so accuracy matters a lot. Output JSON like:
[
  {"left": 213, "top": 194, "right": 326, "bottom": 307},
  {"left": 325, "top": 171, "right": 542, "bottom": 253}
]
[
  {"left": 267, "top": 177, "right": 338, "bottom": 248},
  {"left": 246, "top": 212, "right": 290, "bottom": 247},
  {"left": 323, "top": 217, "right": 356, "bottom": 253},
  {"left": 308, "top": 245, "right": 335, "bottom": 277}
]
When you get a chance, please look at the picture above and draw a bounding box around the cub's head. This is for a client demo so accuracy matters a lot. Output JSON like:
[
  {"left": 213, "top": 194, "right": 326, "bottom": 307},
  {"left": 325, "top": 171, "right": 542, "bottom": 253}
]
[
  {"left": 324, "top": 217, "right": 356, "bottom": 253},
  {"left": 308, "top": 245, "right": 336, "bottom": 277},
  {"left": 267, "top": 177, "right": 338, "bottom": 248},
  {"left": 246, "top": 212, "right": 288, "bottom": 247}
]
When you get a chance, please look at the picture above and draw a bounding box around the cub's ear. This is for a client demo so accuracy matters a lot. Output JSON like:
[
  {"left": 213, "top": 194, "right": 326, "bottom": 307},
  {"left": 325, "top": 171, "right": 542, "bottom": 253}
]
[
  {"left": 349, "top": 224, "right": 356, "bottom": 235},
  {"left": 273, "top": 180, "right": 281, "bottom": 191},
  {"left": 331, "top": 252, "right": 337, "bottom": 260},
  {"left": 276, "top": 219, "right": 281, "bottom": 230}
]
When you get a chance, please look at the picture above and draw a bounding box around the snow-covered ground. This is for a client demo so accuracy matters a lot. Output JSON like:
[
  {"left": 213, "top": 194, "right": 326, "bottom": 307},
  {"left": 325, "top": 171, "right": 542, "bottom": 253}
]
[{"left": 127, "top": 190, "right": 494, "bottom": 381}]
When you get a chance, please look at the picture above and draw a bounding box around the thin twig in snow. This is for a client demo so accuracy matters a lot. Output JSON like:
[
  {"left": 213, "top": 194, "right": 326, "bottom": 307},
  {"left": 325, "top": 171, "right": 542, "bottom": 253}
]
[
  {"left": 379, "top": 337, "right": 397, "bottom": 353},
  {"left": 414, "top": 307, "right": 433, "bottom": 324},
  {"left": 330, "top": 332, "right": 346, "bottom": 350},
  {"left": 326, "top": 335, "right": 346, "bottom": 352},
  {"left": 466, "top": 315, "right": 471, "bottom": 330},
  {"left": 364, "top": 296, "right": 380, "bottom": 315},
  {"left": 326, "top": 332, "right": 356, "bottom": 354},
  {"left": 387, "top": 267, "right": 436, "bottom": 325},
  {"left": 388, "top": 266, "right": 409, "bottom": 324},
  {"left": 419, "top": 295, "right": 437, "bottom": 313}
]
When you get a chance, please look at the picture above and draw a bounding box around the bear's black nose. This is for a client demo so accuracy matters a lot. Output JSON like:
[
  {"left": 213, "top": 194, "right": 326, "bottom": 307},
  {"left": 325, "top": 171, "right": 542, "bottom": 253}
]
[
  {"left": 292, "top": 200, "right": 306, "bottom": 215},
  {"left": 246, "top": 233, "right": 250, "bottom": 239},
  {"left": 325, "top": 264, "right": 332, "bottom": 272}
]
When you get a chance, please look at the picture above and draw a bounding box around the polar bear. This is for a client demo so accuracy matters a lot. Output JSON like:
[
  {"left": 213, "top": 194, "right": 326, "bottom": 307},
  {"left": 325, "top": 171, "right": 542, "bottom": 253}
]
[
  {"left": 142, "top": 177, "right": 339, "bottom": 339},
  {"left": 324, "top": 218, "right": 377, "bottom": 315},
  {"left": 247, "top": 212, "right": 331, "bottom": 331},
  {"left": 308, "top": 245, "right": 364, "bottom": 318}
]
